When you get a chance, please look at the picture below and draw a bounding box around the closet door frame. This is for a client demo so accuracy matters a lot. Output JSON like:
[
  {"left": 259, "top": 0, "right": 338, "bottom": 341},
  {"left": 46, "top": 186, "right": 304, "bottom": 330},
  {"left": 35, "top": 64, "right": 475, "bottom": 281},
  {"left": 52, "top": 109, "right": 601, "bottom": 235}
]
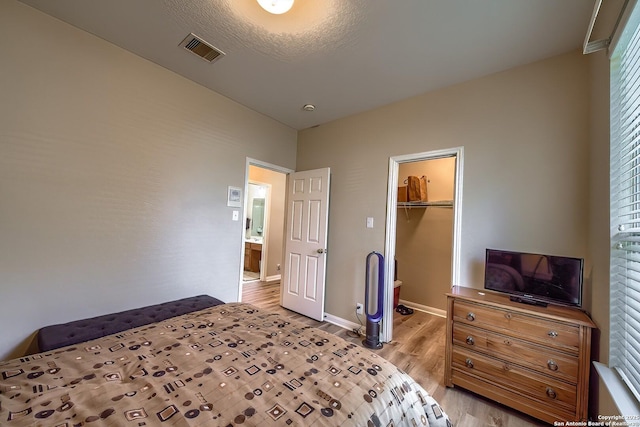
[{"left": 382, "top": 147, "right": 464, "bottom": 343}]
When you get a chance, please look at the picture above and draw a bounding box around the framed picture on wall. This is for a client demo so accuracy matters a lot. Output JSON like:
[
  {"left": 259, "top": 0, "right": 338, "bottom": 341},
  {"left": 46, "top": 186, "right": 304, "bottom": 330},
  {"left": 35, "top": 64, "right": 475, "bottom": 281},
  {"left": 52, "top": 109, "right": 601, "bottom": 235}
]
[{"left": 227, "top": 186, "right": 242, "bottom": 207}]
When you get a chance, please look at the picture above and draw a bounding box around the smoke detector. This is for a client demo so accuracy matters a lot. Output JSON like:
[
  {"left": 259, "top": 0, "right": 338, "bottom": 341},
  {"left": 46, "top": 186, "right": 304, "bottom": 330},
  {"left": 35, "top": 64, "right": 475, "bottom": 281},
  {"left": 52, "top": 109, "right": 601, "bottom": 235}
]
[{"left": 179, "top": 33, "right": 225, "bottom": 63}]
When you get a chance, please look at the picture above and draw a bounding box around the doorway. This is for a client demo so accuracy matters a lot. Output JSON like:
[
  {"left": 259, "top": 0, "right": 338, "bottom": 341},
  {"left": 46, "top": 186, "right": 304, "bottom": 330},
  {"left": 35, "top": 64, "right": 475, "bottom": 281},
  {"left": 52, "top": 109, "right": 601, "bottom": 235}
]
[
  {"left": 238, "top": 159, "right": 292, "bottom": 300},
  {"left": 382, "top": 147, "right": 464, "bottom": 342},
  {"left": 243, "top": 181, "right": 270, "bottom": 282},
  {"left": 394, "top": 157, "right": 455, "bottom": 315}
]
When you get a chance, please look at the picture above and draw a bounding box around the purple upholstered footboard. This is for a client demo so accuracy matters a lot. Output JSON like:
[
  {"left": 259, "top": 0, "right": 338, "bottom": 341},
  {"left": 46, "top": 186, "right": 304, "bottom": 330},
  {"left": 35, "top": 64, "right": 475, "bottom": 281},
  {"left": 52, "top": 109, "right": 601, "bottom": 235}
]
[{"left": 37, "top": 295, "right": 224, "bottom": 352}]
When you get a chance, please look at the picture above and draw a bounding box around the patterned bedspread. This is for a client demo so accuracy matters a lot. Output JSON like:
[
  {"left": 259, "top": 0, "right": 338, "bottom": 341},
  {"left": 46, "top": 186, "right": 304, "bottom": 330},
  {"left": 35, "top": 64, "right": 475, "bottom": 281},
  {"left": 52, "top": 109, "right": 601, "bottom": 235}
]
[{"left": 1, "top": 303, "right": 451, "bottom": 426}]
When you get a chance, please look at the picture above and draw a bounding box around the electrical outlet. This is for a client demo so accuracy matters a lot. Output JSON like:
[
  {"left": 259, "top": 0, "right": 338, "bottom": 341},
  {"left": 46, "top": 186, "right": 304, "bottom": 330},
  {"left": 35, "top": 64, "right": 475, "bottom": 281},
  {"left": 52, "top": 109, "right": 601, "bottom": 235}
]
[{"left": 356, "top": 303, "right": 364, "bottom": 315}]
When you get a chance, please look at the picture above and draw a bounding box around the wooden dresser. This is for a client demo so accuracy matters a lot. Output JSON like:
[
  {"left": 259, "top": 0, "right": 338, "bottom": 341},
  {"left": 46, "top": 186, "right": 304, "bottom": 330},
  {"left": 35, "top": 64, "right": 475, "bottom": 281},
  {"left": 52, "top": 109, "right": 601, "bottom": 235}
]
[{"left": 444, "top": 286, "right": 596, "bottom": 424}]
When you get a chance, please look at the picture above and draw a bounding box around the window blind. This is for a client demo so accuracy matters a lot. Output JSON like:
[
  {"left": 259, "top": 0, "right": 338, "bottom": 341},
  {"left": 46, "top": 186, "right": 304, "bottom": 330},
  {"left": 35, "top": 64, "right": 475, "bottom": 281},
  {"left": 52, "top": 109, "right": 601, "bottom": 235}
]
[{"left": 611, "top": 0, "right": 640, "bottom": 403}]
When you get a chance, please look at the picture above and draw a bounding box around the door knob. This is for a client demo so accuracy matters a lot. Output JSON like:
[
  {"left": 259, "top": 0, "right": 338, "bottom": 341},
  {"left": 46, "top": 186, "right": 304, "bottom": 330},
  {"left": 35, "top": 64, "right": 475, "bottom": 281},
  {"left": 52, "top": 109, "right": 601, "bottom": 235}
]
[{"left": 317, "top": 248, "right": 327, "bottom": 254}]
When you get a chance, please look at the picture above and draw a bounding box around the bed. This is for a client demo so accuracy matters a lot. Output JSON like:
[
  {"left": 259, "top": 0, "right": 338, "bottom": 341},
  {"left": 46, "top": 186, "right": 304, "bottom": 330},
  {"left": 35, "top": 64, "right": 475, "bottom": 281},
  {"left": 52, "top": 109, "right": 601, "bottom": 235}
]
[{"left": 0, "top": 297, "right": 451, "bottom": 426}]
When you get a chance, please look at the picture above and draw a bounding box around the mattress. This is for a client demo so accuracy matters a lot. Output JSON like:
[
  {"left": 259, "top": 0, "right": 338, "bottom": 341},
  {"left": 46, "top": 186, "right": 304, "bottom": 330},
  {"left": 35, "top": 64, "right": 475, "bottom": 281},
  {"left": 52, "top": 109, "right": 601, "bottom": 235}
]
[{"left": 0, "top": 302, "right": 451, "bottom": 426}]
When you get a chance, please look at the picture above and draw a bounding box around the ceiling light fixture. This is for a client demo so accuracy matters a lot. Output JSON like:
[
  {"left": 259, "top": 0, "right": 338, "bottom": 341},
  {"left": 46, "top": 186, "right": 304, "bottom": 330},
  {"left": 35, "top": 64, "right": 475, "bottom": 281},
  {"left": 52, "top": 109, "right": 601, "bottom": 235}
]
[
  {"left": 257, "top": 0, "right": 294, "bottom": 15},
  {"left": 302, "top": 104, "right": 315, "bottom": 112}
]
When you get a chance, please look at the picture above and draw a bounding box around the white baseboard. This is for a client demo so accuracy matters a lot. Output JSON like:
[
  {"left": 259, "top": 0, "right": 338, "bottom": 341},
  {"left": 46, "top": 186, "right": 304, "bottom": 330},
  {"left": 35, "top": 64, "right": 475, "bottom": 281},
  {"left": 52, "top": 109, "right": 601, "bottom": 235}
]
[
  {"left": 323, "top": 312, "right": 362, "bottom": 333},
  {"left": 265, "top": 275, "right": 281, "bottom": 283},
  {"left": 398, "top": 299, "right": 446, "bottom": 318},
  {"left": 323, "top": 300, "right": 445, "bottom": 336}
]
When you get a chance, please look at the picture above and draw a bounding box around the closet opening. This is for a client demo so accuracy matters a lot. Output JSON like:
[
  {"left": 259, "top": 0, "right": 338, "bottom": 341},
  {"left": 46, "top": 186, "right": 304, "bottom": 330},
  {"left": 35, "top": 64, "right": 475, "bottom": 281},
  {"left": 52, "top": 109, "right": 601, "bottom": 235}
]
[{"left": 382, "top": 147, "right": 463, "bottom": 343}]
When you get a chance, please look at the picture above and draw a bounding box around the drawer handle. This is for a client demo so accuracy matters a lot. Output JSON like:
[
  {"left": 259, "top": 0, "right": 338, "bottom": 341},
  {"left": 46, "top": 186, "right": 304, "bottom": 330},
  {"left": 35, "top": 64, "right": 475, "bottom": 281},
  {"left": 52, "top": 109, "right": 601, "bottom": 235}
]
[
  {"left": 465, "top": 358, "right": 474, "bottom": 368},
  {"left": 504, "top": 339, "right": 511, "bottom": 346},
  {"left": 504, "top": 312, "right": 512, "bottom": 320},
  {"left": 547, "top": 359, "right": 558, "bottom": 371},
  {"left": 466, "top": 312, "right": 476, "bottom": 321},
  {"left": 548, "top": 330, "right": 558, "bottom": 338},
  {"left": 546, "top": 387, "right": 557, "bottom": 399},
  {"left": 465, "top": 336, "right": 474, "bottom": 345}
]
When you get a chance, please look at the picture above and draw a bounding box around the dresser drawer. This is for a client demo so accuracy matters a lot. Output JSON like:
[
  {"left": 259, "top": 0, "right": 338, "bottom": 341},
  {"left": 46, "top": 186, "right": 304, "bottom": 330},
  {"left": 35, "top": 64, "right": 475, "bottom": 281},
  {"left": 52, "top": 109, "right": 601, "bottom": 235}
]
[
  {"left": 452, "top": 346, "right": 576, "bottom": 412},
  {"left": 453, "top": 300, "right": 580, "bottom": 352},
  {"left": 451, "top": 370, "right": 578, "bottom": 423},
  {"left": 453, "top": 322, "right": 579, "bottom": 383}
]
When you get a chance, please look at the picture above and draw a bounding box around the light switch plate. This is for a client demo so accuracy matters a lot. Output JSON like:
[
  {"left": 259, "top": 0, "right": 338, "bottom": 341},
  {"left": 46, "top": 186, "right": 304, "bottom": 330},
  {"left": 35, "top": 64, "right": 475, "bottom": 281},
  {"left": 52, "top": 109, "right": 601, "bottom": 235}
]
[
  {"left": 232, "top": 210, "right": 239, "bottom": 221},
  {"left": 366, "top": 217, "right": 374, "bottom": 228}
]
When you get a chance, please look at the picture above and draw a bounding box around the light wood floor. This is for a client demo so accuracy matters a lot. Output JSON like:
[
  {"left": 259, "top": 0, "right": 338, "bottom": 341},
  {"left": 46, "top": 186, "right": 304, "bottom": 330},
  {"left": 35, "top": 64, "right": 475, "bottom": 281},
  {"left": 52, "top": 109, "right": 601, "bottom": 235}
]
[{"left": 241, "top": 281, "right": 549, "bottom": 427}]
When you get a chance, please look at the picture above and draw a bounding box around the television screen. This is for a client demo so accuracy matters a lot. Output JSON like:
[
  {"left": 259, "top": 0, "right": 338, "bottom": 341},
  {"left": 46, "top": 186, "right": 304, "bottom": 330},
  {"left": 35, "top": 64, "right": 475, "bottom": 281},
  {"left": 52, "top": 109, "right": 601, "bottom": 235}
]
[{"left": 484, "top": 249, "right": 583, "bottom": 307}]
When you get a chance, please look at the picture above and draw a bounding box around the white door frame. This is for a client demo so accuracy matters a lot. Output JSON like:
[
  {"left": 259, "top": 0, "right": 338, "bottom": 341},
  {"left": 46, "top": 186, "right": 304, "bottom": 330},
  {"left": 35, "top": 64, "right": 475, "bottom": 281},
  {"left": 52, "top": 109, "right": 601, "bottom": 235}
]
[
  {"left": 238, "top": 158, "right": 294, "bottom": 302},
  {"left": 382, "top": 147, "right": 464, "bottom": 342}
]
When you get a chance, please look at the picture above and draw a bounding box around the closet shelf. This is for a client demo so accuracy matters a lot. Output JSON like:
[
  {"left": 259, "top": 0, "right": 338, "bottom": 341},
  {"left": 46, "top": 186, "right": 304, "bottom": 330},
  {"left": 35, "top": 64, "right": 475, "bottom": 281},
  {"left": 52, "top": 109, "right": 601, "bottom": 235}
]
[{"left": 397, "top": 200, "right": 454, "bottom": 208}]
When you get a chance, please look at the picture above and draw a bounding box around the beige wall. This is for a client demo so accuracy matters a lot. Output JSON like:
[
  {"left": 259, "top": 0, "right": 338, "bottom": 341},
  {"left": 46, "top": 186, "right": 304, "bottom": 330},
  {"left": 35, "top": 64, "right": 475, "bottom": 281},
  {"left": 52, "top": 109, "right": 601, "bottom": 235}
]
[
  {"left": 298, "top": 51, "right": 590, "bottom": 329},
  {"left": 396, "top": 158, "right": 455, "bottom": 310},
  {"left": 0, "top": 2, "right": 617, "bottom": 415},
  {"left": 248, "top": 166, "right": 286, "bottom": 278},
  {"left": 0, "top": 0, "right": 296, "bottom": 360}
]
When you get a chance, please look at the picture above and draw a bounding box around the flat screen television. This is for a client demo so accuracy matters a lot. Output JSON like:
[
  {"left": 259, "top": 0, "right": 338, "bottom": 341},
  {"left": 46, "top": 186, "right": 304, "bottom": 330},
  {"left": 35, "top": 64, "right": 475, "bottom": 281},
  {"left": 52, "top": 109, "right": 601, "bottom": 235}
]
[{"left": 483, "top": 249, "right": 584, "bottom": 308}]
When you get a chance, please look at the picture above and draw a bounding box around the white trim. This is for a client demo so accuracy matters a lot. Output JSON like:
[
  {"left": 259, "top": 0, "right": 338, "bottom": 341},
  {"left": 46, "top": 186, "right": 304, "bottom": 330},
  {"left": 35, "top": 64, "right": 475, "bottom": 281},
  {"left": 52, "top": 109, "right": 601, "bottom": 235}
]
[
  {"left": 609, "top": 0, "right": 637, "bottom": 57},
  {"left": 383, "top": 147, "right": 464, "bottom": 343},
  {"left": 265, "top": 274, "right": 281, "bottom": 283},
  {"left": 238, "top": 158, "right": 294, "bottom": 303},
  {"left": 247, "top": 158, "right": 295, "bottom": 175},
  {"left": 325, "top": 303, "right": 445, "bottom": 339},
  {"left": 583, "top": 0, "right": 609, "bottom": 54},
  {"left": 594, "top": 362, "right": 640, "bottom": 417},
  {"left": 323, "top": 312, "right": 362, "bottom": 333},
  {"left": 399, "top": 300, "right": 446, "bottom": 318},
  {"left": 452, "top": 149, "right": 464, "bottom": 287}
]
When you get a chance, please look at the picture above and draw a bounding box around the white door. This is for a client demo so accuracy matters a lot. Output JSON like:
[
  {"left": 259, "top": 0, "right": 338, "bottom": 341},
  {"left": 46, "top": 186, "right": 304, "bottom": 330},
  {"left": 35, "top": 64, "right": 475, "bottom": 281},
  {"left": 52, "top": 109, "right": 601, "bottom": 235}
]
[{"left": 281, "top": 168, "right": 330, "bottom": 321}]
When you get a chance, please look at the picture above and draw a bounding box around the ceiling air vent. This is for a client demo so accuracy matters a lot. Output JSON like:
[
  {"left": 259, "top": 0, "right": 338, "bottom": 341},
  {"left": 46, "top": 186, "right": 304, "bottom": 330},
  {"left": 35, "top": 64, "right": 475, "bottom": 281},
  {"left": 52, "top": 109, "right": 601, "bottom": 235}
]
[{"left": 179, "top": 33, "right": 225, "bottom": 63}]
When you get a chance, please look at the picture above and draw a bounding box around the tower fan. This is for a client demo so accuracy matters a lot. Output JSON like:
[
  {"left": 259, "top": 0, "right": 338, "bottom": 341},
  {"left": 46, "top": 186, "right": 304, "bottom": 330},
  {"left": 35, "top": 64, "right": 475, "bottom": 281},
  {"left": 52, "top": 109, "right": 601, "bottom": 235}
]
[{"left": 363, "top": 251, "right": 384, "bottom": 349}]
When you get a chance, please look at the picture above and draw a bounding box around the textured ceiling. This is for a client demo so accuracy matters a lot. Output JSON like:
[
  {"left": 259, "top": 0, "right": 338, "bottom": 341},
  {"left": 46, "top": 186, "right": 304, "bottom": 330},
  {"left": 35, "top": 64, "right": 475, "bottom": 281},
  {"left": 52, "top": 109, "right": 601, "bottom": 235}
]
[{"left": 18, "top": 0, "right": 595, "bottom": 130}]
